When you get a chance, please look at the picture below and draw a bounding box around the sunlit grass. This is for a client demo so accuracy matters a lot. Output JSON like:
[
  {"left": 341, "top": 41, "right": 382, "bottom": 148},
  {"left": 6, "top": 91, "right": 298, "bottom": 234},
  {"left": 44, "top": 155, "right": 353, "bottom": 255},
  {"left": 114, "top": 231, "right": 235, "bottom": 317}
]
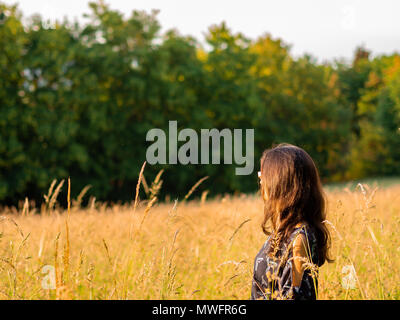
[{"left": 0, "top": 178, "right": 399, "bottom": 299}]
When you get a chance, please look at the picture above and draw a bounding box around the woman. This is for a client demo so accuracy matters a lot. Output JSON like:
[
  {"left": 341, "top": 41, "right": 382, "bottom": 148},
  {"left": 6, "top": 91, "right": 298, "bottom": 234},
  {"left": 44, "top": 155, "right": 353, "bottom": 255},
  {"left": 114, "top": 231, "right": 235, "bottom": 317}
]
[{"left": 251, "top": 144, "right": 332, "bottom": 300}]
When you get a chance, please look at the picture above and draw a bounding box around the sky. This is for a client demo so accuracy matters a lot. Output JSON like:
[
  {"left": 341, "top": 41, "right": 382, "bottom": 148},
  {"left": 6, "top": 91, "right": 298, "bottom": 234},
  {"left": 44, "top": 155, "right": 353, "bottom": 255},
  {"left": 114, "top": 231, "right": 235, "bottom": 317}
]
[{"left": 4, "top": 0, "right": 400, "bottom": 63}]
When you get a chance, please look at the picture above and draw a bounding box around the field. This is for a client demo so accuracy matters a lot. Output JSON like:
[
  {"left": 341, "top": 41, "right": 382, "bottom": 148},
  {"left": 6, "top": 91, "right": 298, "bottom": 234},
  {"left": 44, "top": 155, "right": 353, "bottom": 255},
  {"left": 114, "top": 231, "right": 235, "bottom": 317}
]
[{"left": 0, "top": 176, "right": 399, "bottom": 300}]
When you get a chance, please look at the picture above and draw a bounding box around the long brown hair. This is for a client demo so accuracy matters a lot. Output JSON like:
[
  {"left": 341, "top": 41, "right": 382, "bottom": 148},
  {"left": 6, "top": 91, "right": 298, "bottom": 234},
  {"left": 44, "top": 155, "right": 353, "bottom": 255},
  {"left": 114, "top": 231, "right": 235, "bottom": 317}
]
[{"left": 259, "top": 143, "right": 332, "bottom": 266}]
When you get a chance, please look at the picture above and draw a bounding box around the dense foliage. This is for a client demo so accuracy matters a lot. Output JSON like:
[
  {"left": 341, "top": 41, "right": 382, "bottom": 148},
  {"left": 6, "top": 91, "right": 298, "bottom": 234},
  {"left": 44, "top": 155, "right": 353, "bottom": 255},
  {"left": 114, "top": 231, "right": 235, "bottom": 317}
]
[{"left": 0, "top": 2, "right": 399, "bottom": 205}]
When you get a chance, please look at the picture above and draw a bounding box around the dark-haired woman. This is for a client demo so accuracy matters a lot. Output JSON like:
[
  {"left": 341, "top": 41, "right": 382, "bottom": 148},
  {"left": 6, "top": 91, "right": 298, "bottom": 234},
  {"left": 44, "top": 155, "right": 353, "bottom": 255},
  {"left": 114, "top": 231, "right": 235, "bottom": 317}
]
[{"left": 251, "top": 143, "right": 332, "bottom": 300}]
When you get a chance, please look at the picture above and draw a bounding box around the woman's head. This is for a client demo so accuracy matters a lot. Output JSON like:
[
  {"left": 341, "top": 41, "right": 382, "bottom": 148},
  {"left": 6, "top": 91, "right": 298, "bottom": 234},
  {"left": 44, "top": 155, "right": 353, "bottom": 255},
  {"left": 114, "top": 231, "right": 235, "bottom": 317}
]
[{"left": 259, "top": 143, "right": 332, "bottom": 265}]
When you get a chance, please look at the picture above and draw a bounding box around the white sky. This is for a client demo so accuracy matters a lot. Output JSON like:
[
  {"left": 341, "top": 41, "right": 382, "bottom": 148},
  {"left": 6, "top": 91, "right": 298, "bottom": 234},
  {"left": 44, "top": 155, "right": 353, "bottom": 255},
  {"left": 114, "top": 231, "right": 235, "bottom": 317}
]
[{"left": 4, "top": 0, "right": 400, "bottom": 63}]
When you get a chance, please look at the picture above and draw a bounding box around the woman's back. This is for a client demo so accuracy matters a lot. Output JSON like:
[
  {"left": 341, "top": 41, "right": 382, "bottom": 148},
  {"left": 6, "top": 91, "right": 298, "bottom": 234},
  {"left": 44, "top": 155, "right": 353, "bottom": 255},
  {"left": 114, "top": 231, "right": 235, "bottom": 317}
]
[{"left": 251, "top": 224, "right": 320, "bottom": 300}]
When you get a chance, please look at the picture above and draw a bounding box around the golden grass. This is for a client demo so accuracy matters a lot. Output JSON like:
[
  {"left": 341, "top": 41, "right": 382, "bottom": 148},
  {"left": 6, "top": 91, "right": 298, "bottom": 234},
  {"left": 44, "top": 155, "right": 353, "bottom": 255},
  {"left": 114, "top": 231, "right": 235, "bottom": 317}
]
[{"left": 0, "top": 180, "right": 399, "bottom": 299}]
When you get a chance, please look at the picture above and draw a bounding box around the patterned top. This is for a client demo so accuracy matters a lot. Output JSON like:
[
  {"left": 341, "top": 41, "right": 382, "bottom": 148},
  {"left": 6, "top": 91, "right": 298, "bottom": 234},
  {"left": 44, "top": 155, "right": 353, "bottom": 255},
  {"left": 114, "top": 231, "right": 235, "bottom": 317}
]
[{"left": 251, "top": 225, "right": 320, "bottom": 300}]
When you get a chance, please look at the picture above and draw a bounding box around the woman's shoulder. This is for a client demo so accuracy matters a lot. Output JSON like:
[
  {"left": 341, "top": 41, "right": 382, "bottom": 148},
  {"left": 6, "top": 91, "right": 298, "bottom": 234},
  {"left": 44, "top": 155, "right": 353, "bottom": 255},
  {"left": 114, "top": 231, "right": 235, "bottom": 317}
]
[{"left": 290, "top": 223, "right": 319, "bottom": 263}]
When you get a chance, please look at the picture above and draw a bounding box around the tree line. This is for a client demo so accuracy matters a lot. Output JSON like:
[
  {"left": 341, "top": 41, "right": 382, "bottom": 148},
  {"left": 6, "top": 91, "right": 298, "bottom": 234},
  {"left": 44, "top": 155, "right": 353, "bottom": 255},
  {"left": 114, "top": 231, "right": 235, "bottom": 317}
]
[{"left": 1, "top": 1, "right": 399, "bottom": 205}]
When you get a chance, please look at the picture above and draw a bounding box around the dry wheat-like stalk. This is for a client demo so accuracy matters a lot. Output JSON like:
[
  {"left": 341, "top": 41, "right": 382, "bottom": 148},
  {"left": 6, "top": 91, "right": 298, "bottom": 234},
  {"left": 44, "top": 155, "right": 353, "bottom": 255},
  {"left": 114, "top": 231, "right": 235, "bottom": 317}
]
[
  {"left": 54, "top": 232, "right": 61, "bottom": 299},
  {"left": 138, "top": 196, "right": 158, "bottom": 230},
  {"left": 229, "top": 219, "right": 251, "bottom": 247},
  {"left": 149, "top": 169, "right": 164, "bottom": 200},
  {"left": 89, "top": 196, "right": 96, "bottom": 211},
  {"left": 49, "top": 180, "right": 65, "bottom": 213},
  {"left": 200, "top": 190, "right": 209, "bottom": 205},
  {"left": 38, "top": 231, "right": 46, "bottom": 260},
  {"left": 0, "top": 216, "right": 24, "bottom": 238},
  {"left": 102, "top": 238, "right": 119, "bottom": 297},
  {"left": 102, "top": 239, "right": 113, "bottom": 267},
  {"left": 133, "top": 162, "right": 147, "bottom": 211},
  {"left": 183, "top": 176, "right": 209, "bottom": 201},
  {"left": 44, "top": 180, "right": 57, "bottom": 205},
  {"left": 141, "top": 174, "right": 150, "bottom": 196},
  {"left": 216, "top": 260, "right": 247, "bottom": 272},
  {"left": 63, "top": 178, "right": 71, "bottom": 282},
  {"left": 129, "top": 162, "right": 147, "bottom": 238},
  {"left": 22, "top": 197, "right": 29, "bottom": 217},
  {"left": 73, "top": 185, "right": 92, "bottom": 208}
]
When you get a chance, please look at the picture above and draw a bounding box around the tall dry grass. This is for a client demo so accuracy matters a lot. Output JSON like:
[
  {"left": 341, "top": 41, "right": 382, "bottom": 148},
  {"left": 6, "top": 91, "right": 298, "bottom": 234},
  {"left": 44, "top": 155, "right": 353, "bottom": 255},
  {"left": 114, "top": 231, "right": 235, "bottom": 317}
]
[{"left": 0, "top": 175, "right": 399, "bottom": 299}]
